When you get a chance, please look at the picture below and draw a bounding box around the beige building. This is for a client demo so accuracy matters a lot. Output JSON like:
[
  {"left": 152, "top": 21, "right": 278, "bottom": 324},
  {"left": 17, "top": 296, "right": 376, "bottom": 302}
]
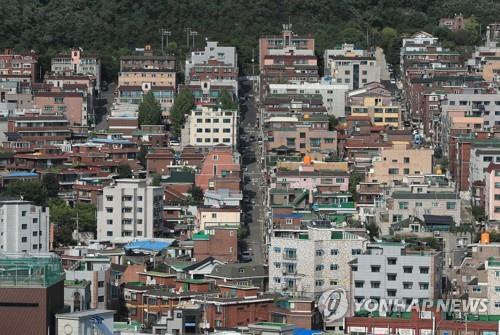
[
  {"left": 347, "top": 82, "right": 401, "bottom": 128},
  {"left": 196, "top": 206, "right": 241, "bottom": 231},
  {"left": 369, "top": 142, "right": 433, "bottom": 185},
  {"left": 118, "top": 69, "right": 176, "bottom": 88},
  {"left": 182, "top": 106, "right": 238, "bottom": 149}
]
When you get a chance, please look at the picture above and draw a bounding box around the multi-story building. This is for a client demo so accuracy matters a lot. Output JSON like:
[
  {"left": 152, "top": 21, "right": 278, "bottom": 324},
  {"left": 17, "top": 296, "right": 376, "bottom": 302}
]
[
  {"left": 51, "top": 48, "right": 101, "bottom": 92},
  {"left": 347, "top": 82, "right": 401, "bottom": 128},
  {"left": 192, "top": 227, "right": 238, "bottom": 263},
  {"left": 116, "top": 85, "right": 175, "bottom": 117},
  {"left": 485, "top": 163, "right": 500, "bottom": 221},
  {"left": 0, "top": 199, "right": 50, "bottom": 253},
  {"left": 0, "top": 48, "right": 38, "bottom": 82},
  {"left": 324, "top": 45, "right": 381, "bottom": 90},
  {"left": 182, "top": 106, "right": 238, "bottom": 149},
  {"left": 387, "top": 189, "right": 461, "bottom": 225},
  {"left": 351, "top": 242, "right": 442, "bottom": 303},
  {"left": 470, "top": 139, "right": 500, "bottom": 186},
  {"left": 185, "top": 40, "right": 238, "bottom": 83},
  {"left": 96, "top": 179, "right": 164, "bottom": 241},
  {"left": 438, "top": 14, "right": 465, "bottom": 32},
  {"left": 180, "top": 80, "right": 237, "bottom": 107},
  {"left": 64, "top": 279, "right": 91, "bottom": 312},
  {"left": 195, "top": 145, "right": 241, "bottom": 192},
  {"left": 6, "top": 113, "right": 71, "bottom": 147},
  {"left": 0, "top": 253, "right": 65, "bottom": 335},
  {"left": 120, "top": 45, "right": 176, "bottom": 72},
  {"left": 268, "top": 81, "right": 348, "bottom": 117},
  {"left": 269, "top": 224, "right": 367, "bottom": 328},
  {"left": 196, "top": 206, "right": 241, "bottom": 230},
  {"left": 33, "top": 91, "right": 88, "bottom": 127},
  {"left": 264, "top": 115, "right": 337, "bottom": 156},
  {"left": 368, "top": 142, "right": 433, "bottom": 185}
]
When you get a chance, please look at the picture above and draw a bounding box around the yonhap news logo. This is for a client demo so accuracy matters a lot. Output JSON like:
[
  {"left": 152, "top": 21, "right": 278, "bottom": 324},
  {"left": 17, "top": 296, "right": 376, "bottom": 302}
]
[{"left": 318, "top": 288, "right": 349, "bottom": 323}]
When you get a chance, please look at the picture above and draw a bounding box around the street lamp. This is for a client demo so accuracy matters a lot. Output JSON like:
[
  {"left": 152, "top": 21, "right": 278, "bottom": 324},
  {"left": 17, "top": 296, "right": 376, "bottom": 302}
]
[
  {"left": 190, "top": 30, "right": 199, "bottom": 49},
  {"left": 159, "top": 29, "right": 171, "bottom": 54}
]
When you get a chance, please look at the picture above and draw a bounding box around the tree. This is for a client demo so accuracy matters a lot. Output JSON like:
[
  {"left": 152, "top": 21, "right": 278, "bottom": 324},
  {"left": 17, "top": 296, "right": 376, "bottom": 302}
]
[
  {"left": 218, "top": 89, "right": 237, "bottom": 110},
  {"left": 189, "top": 185, "right": 204, "bottom": 202},
  {"left": 137, "top": 145, "right": 149, "bottom": 169},
  {"left": 169, "top": 89, "right": 195, "bottom": 138},
  {"left": 2, "top": 180, "right": 48, "bottom": 206},
  {"left": 472, "top": 205, "right": 486, "bottom": 222},
  {"left": 150, "top": 173, "right": 162, "bottom": 186},
  {"left": 348, "top": 171, "right": 362, "bottom": 202},
  {"left": 138, "top": 91, "right": 162, "bottom": 126},
  {"left": 117, "top": 164, "right": 133, "bottom": 178},
  {"left": 366, "top": 222, "right": 380, "bottom": 240},
  {"left": 42, "top": 173, "right": 60, "bottom": 198},
  {"left": 328, "top": 115, "right": 339, "bottom": 131},
  {"left": 50, "top": 199, "right": 97, "bottom": 246}
]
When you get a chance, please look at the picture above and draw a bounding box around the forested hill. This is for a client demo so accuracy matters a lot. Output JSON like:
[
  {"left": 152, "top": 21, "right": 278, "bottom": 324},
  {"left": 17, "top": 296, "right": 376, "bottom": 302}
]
[{"left": 1, "top": 0, "right": 499, "bottom": 80}]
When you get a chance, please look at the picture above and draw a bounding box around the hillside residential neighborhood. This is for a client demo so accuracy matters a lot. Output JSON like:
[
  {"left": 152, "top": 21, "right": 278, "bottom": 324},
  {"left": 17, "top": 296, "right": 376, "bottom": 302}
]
[{"left": 4, "top": 12, "right": 500, "bottom": 335}]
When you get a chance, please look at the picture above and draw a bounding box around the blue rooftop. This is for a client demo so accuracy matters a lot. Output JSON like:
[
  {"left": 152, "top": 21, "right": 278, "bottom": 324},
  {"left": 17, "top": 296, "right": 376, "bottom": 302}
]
[
  {"left": 124, "top": 239, "right": 174, "bottom": 253},
  {"left": 6, "top": 172, "right": 39, "bottom": 178},
  {"left": 273, "top": 213, "right": 304, "bottom": 219},
  {"left": 293, "top": 328, "right": 323, "bottom": 335}
]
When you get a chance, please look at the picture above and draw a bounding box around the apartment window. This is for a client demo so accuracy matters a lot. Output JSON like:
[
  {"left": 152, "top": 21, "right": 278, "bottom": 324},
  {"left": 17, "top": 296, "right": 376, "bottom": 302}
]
[
  {"left": 403, "top": 168, "right": 410, "bottom": 175},
  {"left": 21, "top": 237, "right": 27, "bottom": 243},
  {"left": 223, "top": 128, "right": 231, "bottom": 133},
  {"left": 196, "top": 128, "right": 203, "bottom": 133},
  {"left": 22, "top": 211, "right": 26, "bottom": 217},
  {"left": 21, "top": 224, "right": 27, "bottom": 230},
  {"left": 446, "top": 202, "right": 456, "bottom": 210},
  {"left": 137, "top": 207, "right": 143, "bottom": 213},
  {"left": 107, "top": 231, "right": 113, "bottom": 237},
  {"left": 387, "top": 273, "right": 397, "bottom": 281},
  {"left": 352, "top": 249, "right": 362, "bottom": 255},
  {"left": 98, "top": 281, "right": 104, "bottom": 288},
  {"left": 403, "top": 282, "right": 413, "bottom": 289},
  {"left": 387, "top": 289, "right": 397, "bottom": 297},
  {"left": 420, "top": 266, "right": 429, "bottom": 274},
  {"left": 371, "top": 265, "right": 381, "bottom": 272},
  {"left": 284, "top": 248, "right": 297, "bottom": 259},
  {"left": 495, "top": 182, "right": 500, "bottom": 189},
  {"left": 223, "top": 118, "right": 231, "bottom": 123},
  {"left": 137, "top": 219, "right": 143, "bottom": 224},
  {"left": 106, "top": 196, "right": 113, "bottom": 201},
  {"left": 274, "top": 262, "right": 281, "bottom": 268},
  {"left": 354, "top": 281, "right": 364, "bottom": 288},
  {"left": 472, "top": 286, "right": 481, "bottom": 293},
  {"left": 300, "top": 132, "right": 306, "bottom": 138},
  {"left": 273, "top": 277, "right": 281, "bottom": 284},
  {"left": 315, "top": 280, "right": 324, "bottom": 287},
  {"left": 403, "top": 266, "right": 413, "bottom": 273},
  {"left": 371, "top": 281, "right": 381, "bottom": 288},
  {"left": 274, "top": 247, "right": 281, "bottom": 253},
  {"left": 316, "top": 265, "right": 324, "bottom": 271},
  {"left": 316, "top": 249, "right": 324, "bottom": 256},
  {"left": 330, "top": 264, "right": 338, "bottom": 270},
  {"left": 495, "top": 287, "right": 500, "bottom": 293},
  {"left": 32, "top": 231, "right": 37, "bottom": 237},
  {"left": 404, "top": 157, "right": 410, "bottom": 163},
  {"left": 388, "top": 168, "right": 399, "bottom": 175},
  {"left": 495, "top": 195, "right": 500, "bottom": 201},
  {"left": 223, "top": 138, "right": 230, "bottom": 143},
  {"left": 98, "top": 296, "right": 104, "bottom": 303},
  {"left": 419, "top": 282, "right": 429, "bottom": 290},
  {"left": 399, "top": 202, "right": 409, "bottom": 210},
  {"left": 392, "top": 215, "right": 402, "bottom": 222},
  {"left": 388, "top": 258, "right": 397, "bottom": 265},
  {"left": 106, "top": 207, "right": 113, "bottom": 213},
  {"left": 416, "top": 202, "right": 423, "bottom": 207},
  {"left": 331, "top": 249, "right": 339, "bottom": 255}
]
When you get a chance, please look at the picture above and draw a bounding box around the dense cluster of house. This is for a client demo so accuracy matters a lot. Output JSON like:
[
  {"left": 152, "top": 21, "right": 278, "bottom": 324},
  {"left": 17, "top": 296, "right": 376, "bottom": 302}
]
[{"left": 3, "top": 19, "right": 500, "bottom": 335}]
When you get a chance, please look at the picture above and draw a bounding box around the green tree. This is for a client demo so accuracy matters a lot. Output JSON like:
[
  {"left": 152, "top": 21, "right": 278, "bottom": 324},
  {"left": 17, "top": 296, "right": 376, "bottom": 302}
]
[
  {"left": 169, "top": 89, "right": 195, "bottom": 138},
  {"left": 3, "top": 180, "right": 48, "bottom": 206},
  {"left": 328, "top": 115, "right": 339, "bottom": 130},
  {"left": 138, "top": 91, "right": 162, "bottom": 126},
  {"left": 238, "top": 225, "right": 249, "bottom": 239},
  {"left": 42, "top": 173, "right": 60, "bottom": 198},
  {"left": 150, "top": 173, "right": 162, "bottom": 186},
  {"left": 137, "top": 145, "right": 149, "bottom": 169},
  {"left": 348, "top": 171, "right": 362, "bottom": 202},
  {"left": 50, "top": 199, "right": 97, "bottom": 246},
  {"left": 472, "top": 205, "right": 486, "bottom": 222},
  {"left": 117, "top": 164, "right": 133, "bottom": 178},
  {"left": 218, "top": 89, "right": 237, "bottom": 110},
  {"left": 189, "top": 185, "right": 204, "bottom": 202},
  {"left": 366, "top": 222, "right": 379, "bottom": 240}
]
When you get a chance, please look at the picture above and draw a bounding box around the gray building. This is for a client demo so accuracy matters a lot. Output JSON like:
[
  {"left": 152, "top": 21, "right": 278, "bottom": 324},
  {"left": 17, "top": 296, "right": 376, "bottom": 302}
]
[
  {"left": 185, "top": 41, "right": 237, "bottom": 82},
  {"left": 203, "top": 189, "right": 243, "bottom": 207},
  {"left": 388, "top": 191, "right": 461, "bottom": 225},
  {"left": 64, "top": 279, "right": 91, "bottom": 312},
  {"left": 351, "top": 242, "right": 442, "bottom": 304},
  {"left": 469, "top": 139, "right": 500, "bottom": 185},
  {"left": 152, "top": 304, "right": 203, "bottom": 335}
]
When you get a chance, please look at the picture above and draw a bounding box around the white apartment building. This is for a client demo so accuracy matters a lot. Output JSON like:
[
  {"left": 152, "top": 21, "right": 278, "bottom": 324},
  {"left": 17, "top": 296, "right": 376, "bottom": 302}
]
[
  {"left": 96, "top": 179, "right": 164, "bottom": 241},
  {"left": 0, "top": 199, "right": 50, "bottom": 253},
  {"left": 185, "top": 41, "right": 237, "bottom": 82},
  {"left": 182, "top": 106, "right": 238, "bottom": 149},
  {"left": 51, "top": 48, "right": 101, "bottom": 91},
  {"left": 268, "top": 81, "right": 349, "bottom": 118}
]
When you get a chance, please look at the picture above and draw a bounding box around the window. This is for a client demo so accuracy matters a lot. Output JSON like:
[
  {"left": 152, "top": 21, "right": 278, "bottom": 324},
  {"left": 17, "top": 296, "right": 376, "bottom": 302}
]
[
  {"left": 416, "top": 202, "right": 423, "bottom": 207},
  {"left": 388, "top": 168, "right": 399, "bottom": 175},
  {"left": 106, "top": 207, "right": 113, "bottom": 213},
  {"left": 21, "top": 211, "right": 26, "bottom": 217},
  {"left": 403, "top": 266, "right": 413, "bottom": 273},
  {"left": 352, "top": 249, "right": 362, "bottom": 255},
  {"left": 21, "top": 237, "right": 27, "bottom": 243},
  {"left": 107, "top": 231, "right": 113, "bottom": 237},
  {"left": 388, "top": 258, "right": 397, "bottom": 265},
  {"left": 107, "top": 219, "right": 113, "bottom": 225},
  {"left": 316, "top": 265, "right": 324, "bottom": 271},
  {"left": 403, "top": 168, "right": 410, "bottom": 175},
  {"left": 315, "top": 280, "right": 324, "bottom": 287},
  {"left": 21, "top": 224, "right": 27, "bottom": 230},
  {"left": 32, "top": 244, "right": 38, "bottom": 249},
  {"left": 403, "top": 157, "right": 410, "bottom": 163},
  {"left": 371, "top": 281, "right": 381, "bottom": 288},
  {"left": 316, "top": 249, "right": 324, "bottom": 256},
  {"left": 331, "top": 249, "right": 339, "bottom": 255},
  {"left": 98, "top": 296, "right": 104, "bottom": 303},
  {"left": 355, "top": 281, "right": 364, "bottom": 288},
  {"left": 223, "top": 128, "right": 231, "bottom": 133},
  {"left": 106, "top": 196, "right": 113, "bottom": 201},
  {"left": 32, "top": 231, "right": 37, "bottom": 237},
  {"left": 472, "top": 286, "right": 481, "bottom": 292},
  {"left": 387, "top": 273, "right": 397, "bottom": 281},
  {"left": 223, "top": 118, "right": 231, "bottom": 123},
  {"left": 392, "top": 215, "right": 402, "bottom": 223},
  {"left": 420, "top": 267, "right": 429, "bottom": 274},
  {"left": 387, "top": 289, "right": 397, "bottom": 297},
  {"left": 371, "top": 265, "right": 380, "bottom": 272},
  {"left": 98, "top": 281, "right": 104, "bottom": 288},
  {"left": 274, "top": 247, "right": 281, "bottom": 253},
  {"left": 495, "top": 287, "right": 500, "bottom": 293},
  {"left": 446, "top": 202, "right": 456, "bottom": 210},
  {"left": 330, "top": 264, "right": 338, "bottom": 270},
  {"left": 419, "top": 282, "right": 429, "bottom": 290},
  {"left": 403, "top": 282, "right": 413, "bottom": 289},
  {"left": 399, "top": 202, "right": 409, "bottom": 210},
  {"left": 274, "top": 262, "right": 281, "bottom": 268}
]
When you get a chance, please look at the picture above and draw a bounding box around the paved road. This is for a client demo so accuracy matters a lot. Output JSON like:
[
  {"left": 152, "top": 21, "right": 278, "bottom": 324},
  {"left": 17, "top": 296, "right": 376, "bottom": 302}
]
[
  {"left": 94, "top": 82, "right": 116, "bottom": 131},
  {"left": 239, "top": 79, "right": 266, "bottom": 266}
]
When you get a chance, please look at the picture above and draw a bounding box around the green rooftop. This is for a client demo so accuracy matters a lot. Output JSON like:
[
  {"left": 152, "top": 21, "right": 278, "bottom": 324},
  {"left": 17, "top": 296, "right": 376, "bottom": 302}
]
[
  {"left": 0, "top": 254, "right": 65, "bottom": 287},
  {"left": 165, "top": 171, "right": 195, "bottom": 184},
  {"left": 64, "top": 280, "right": 89, "bottom": 288},
  {"left": 192, "top": 231, "right": 210, "bottom": 241}
]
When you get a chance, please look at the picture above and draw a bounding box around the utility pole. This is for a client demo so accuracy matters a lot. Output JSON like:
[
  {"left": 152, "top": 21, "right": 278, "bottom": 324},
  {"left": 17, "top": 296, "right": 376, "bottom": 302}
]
[
  {"left": 190, "top": 30, "right": 198, "bottom": 50},
  {"left": 185, "top": 27, "right": 191, "bottom": 49},
  {"left": 159, "top": 29, "right": 171, "bottom": 55}
]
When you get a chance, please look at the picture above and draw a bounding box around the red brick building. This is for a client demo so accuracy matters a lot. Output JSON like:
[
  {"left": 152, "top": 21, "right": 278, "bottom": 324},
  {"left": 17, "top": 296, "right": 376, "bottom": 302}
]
[
  {"left": 0, "top": 49, "right": 38, "bottom": 82},
  {"left": 195, "top": 145, "right": 241, "bottom": 192},
  {"left": 192, "top": 227, "right": 238, "bottom": 263}
]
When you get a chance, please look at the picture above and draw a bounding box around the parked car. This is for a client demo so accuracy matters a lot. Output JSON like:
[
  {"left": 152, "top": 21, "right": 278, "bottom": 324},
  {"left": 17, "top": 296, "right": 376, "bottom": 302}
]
[{"left": 239, "top": 250, "right": 252, "bottom": 262}]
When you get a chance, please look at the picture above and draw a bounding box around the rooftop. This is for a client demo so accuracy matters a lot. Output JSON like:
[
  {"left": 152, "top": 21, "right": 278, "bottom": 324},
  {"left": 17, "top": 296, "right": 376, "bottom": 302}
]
[{"left": 0, "top": 253, "right": 65, "bottom": 287}]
